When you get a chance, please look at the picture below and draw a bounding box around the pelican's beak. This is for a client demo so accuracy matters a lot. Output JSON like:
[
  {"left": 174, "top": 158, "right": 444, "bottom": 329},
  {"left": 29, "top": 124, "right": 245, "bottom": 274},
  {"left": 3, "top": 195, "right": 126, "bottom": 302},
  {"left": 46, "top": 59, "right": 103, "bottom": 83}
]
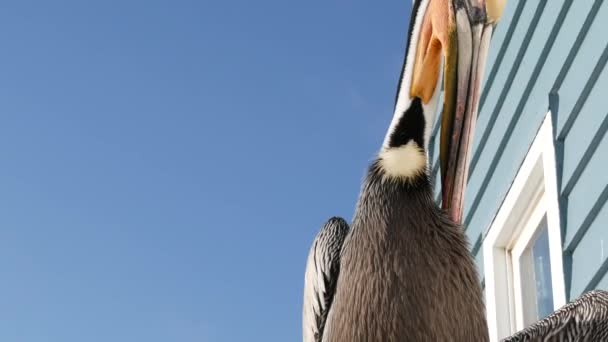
[
  {"left": 438, "top": 0, "right": 506, "bottom": 223},
  {"left": 409, "top": 0, "right": 505, "bottom": 223}
]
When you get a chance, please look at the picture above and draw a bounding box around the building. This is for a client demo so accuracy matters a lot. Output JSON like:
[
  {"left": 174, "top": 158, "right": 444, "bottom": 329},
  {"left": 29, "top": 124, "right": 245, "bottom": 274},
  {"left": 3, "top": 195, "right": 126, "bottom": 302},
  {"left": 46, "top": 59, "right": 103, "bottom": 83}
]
[{"left": 428, "top": 1, "right": 608, "bottom": 340}]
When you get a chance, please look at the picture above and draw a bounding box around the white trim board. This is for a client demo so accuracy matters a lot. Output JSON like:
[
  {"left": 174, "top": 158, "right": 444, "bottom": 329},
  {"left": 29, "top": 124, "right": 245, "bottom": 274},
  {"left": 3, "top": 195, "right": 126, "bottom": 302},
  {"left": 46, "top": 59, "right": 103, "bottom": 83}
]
[{"left": 482, "top": 113, "right": 566, "bottom": 341}]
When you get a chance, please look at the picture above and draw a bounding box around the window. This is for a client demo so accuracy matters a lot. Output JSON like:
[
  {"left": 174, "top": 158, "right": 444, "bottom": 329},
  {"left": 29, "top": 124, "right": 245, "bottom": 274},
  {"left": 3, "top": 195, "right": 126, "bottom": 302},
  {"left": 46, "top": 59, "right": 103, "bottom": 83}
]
[{"left": 483, "top": 113, "right": 566, "bottom": 341}]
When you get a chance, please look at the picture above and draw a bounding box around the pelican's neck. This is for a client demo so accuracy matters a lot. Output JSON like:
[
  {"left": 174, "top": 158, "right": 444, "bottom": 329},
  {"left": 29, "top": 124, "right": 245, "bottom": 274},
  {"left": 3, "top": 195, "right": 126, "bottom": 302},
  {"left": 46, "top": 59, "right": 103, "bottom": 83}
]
[
  {"left": 383, "top": 0, "right": 425, "bottom": 149},
  {"left": 378, "top": 0, "right": 441, "bottom": 181}
]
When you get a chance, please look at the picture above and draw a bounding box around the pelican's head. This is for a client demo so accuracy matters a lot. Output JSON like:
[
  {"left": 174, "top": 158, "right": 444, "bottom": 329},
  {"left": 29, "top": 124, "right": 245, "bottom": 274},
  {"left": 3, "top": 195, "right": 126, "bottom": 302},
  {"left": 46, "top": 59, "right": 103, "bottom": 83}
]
[{"left": 379, "top": 0, "right": 506, "bottom": 222}]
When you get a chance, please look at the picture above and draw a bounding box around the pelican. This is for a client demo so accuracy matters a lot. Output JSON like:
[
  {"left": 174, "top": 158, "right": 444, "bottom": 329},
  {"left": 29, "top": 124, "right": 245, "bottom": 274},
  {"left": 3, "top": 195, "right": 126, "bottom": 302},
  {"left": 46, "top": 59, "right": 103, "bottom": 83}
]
[
  {"left": 302, "top": 0, "right": 503, "bottom": 340},
  {"left": 302, "top": 0, "right": 608, "bottom": 340}
]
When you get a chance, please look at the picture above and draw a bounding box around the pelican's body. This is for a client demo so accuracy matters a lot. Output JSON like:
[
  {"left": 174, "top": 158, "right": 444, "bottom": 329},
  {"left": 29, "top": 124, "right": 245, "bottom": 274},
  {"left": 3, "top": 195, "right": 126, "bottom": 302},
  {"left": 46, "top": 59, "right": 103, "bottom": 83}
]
[
  {"left": 323, "top": 164, "right": 486, "bottom": 341},
  {"left": 303, "top": 0, "right": 500, "bottom": 341}
]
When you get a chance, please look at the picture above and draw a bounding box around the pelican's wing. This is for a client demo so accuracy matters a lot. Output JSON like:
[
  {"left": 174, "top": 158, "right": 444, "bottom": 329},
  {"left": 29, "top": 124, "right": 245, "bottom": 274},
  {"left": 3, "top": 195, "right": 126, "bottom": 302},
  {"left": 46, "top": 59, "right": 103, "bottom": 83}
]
[
  {"left": 302, "top": 217, "right": 350, "bottom": 342},
  {"left": 502, "top": 290, "right": 608, "bottom": 342}
]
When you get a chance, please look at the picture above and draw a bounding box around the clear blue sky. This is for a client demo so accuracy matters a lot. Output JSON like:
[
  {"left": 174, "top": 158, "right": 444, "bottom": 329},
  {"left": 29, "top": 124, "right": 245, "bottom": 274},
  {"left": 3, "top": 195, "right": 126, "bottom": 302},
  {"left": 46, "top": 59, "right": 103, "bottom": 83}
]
[{"left": 1, "top": 1, "right": 412, "bottom": 341}]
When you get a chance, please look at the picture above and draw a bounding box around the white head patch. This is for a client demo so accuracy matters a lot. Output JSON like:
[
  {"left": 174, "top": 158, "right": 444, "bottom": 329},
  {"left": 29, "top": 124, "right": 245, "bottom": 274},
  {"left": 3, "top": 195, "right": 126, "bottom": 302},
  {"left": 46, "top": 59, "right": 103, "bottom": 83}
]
[{"left": 378, "top": 141, "right": 427, "bottom": 179}]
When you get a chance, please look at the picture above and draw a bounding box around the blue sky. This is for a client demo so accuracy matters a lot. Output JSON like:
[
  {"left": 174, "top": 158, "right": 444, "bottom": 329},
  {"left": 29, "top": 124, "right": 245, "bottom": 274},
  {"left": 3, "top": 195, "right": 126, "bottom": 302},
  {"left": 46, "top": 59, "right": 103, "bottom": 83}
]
[{"left": 0, "top": 1, "right": 412, "bottom": 341}]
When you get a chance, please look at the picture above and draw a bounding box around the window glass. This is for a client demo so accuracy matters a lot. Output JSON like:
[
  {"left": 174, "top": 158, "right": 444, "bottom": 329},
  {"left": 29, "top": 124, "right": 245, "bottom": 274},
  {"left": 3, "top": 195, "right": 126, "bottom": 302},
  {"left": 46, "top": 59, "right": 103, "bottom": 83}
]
[{"left": 531, "top": 216, "right": 554, "bottom": 320}]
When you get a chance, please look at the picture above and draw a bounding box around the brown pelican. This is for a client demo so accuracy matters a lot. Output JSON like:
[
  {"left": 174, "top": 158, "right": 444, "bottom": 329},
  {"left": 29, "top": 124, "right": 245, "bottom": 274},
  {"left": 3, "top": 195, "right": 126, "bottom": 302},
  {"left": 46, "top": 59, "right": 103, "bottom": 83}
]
[
  {"left": 302, "top": 0, "right": 608, "bottom": 340},
  {"left": 302, "top": 0, "right": 504, "bottom": 341}
]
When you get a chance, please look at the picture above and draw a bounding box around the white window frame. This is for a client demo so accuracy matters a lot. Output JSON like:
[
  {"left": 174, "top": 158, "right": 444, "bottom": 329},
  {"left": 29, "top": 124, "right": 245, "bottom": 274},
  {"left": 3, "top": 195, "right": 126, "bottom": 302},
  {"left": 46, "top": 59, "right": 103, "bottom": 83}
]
[{"left": 483, "top": 113, "right": 566, "bottom": 341}]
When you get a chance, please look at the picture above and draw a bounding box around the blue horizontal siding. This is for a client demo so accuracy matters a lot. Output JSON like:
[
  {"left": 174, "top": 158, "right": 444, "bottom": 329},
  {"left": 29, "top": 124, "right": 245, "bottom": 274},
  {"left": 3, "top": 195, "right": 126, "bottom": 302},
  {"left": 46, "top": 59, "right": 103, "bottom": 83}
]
[
  {"left": 569, "top": 200, "right": 608, "bottom": 296},
  {"left": 554, "top": 1, "right": 608, "bottom": 137},
  {"left": 561, "top": 65, "right": 608, "bottom": 198},
  {"left": 596, "top": 264, "right": 608, "bottom": 291},
  {"left": 474, "top": 243, "right": 484, "bottom": 279}
]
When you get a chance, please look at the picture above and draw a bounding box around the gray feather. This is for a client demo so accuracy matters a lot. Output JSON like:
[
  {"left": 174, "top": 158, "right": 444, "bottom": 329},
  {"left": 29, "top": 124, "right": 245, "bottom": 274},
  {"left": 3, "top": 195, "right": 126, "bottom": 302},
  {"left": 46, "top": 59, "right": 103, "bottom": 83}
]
[
  {"left": 303, "top": 217, "right": 350, "bottom": 342},
  {"left": 503, "top": 290, "right": 608, "bottom": 342}
]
